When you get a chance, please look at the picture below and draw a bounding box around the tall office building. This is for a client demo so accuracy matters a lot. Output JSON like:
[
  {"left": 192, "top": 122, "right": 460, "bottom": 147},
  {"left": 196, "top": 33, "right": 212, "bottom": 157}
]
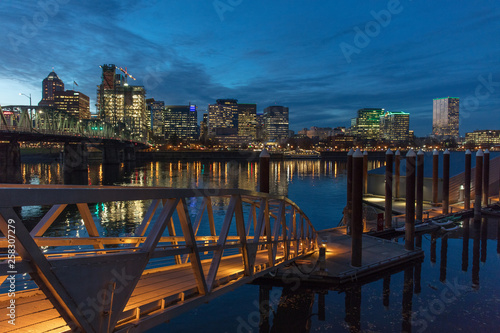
[
  {"left": 207, "top": 99, "right": 239, "bottom": 137},
  {"left": 147, "top": 99, "right": 165, "bottom": 137},
  {"left": 53, "top": 90, "right": 91, "bottom": 119},
  {"left": 38, "top": 70, "right": 65, "bottom": 107},
  {"left": 379, "top": 111, "right": 410, "bottom": 142},
  {"left": 164, "top": 105, "right": 199, "bottom": 141},
  {"left": 200, "top": 113, "right": 208, "bottom": 142},
  {"left": 97, "top": 64, "right": 147, "bottom": 140},
  {"left": 352, "top": 108, "right": 385, "bottom": 141},
  {"left": 432, "top": 97, "right": 459, "bottom": 138},
  {"left": 263, "top": 106, "right": 289, "bottom": 142},
  {"left": 237, "top": 103, "right": 257, "bottom": 139}
]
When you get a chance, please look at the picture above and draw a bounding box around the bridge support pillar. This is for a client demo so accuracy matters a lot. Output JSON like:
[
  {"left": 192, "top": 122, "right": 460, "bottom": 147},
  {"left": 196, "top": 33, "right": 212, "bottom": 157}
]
[
  {"left": 102, "top": 145, "right": 121, "bottom": 164},
  {"left": 0, "top": 142, "right": 22, "bottom": 183},
  {"left": 123, "top": 146, "right": 136, "bottom": 162},
  {"left": 63, "top": 143, "right": 88, "bottom": 173}
]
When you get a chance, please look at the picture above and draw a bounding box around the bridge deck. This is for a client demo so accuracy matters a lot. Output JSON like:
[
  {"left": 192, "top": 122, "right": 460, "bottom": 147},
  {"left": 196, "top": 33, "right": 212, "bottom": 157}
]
[{"left": 0, "top": 249, "right": 282, "bottom": 332}]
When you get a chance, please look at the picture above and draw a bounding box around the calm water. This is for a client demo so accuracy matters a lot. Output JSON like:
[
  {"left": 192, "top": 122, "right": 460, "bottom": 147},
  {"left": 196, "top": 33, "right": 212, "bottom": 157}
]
[{"left": 15, "top": 158, "right": 500, "bottom": 332}]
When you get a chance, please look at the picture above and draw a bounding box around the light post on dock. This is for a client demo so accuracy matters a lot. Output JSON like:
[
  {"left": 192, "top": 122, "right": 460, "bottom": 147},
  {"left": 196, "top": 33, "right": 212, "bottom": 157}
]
[
  {"left": 464, "top": 150, "right": 471, "bottom": 210},
  {"left": 346, "top": 149, "right": 354, "bottom": 234},
  {"left": 474, "top": 150, "right": 483, "bottom": 221},
  {"left": 259, "top": 149, "right": 270, "bottom": 193},
  {"left": 483, "top": 149, "right": 490, "bottom": 206},
  {"left": 405, "top": 149, "right": 416, "bottom": 251},
  {"left": 351, "top": 149, "right": 363, "bottom": 267},
  {"left": 442, "top": 149, "right": 450, "bottom": 215},
  {"left": 416, "top": 149, "right": 424, "bottom": 222},
  {"left": 385, "top": 149, "right": 393, "bottom": 229},
  {"left": 432, "top": 149, "right": 439, "bottom": 206},
  {"left": 395, "top": 150, "right": 401, "bottom": 198}
]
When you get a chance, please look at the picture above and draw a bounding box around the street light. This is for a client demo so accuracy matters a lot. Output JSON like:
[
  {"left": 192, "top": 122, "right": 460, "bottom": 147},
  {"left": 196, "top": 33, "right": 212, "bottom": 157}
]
[{"left": 19, "top": 92, "right": 33, "bottom": 126}]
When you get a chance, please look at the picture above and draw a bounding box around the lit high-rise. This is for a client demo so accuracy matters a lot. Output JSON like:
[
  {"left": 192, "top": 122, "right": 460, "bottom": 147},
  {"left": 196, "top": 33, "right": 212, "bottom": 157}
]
[
  {"left": 237, "top": 103, "right": 257, "bottom": 139},
  {"left": 263, "top": 106, "right": 289, "bottom": 142},
  {"left": 208, "top": 99, "right": 239, "bottom": 137},
  {"left": 164, "top": 105, "right": 199, "bottom": 141},
  {"left": 97, "top": 64, "right": 147, "bottom": 140},
  {"left": 53, "top": 90, "right": 90, "bottom": 119},
  {"left": 379, "top": 111, "right": 410, "bottom": 143},
  {"left": 432, "top": 97, "right": 459, "bottom": 138},
  {"left": 352, "top": 108, "right": 385, "bottom": 141},
  {"left": 38, "top": 70, "right": 65, "bottom": 107}
]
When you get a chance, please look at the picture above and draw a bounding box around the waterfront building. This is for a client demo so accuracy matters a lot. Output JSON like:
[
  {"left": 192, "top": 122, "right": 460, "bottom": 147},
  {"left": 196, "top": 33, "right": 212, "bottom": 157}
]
[
  {"left": 298, "top": 127, "right": 336, "bottom": 140},
  {"left": 147, "top": 99, "right": 165, "bottom": 137},
  {"left": 351, "top": 108, "right": 385, "bottom": 141},
  {"left": 263, "top": 105, "right": 289, "bottom": 143},
  {"left": 432, "top": 97, "right": 459, "bottom": 138},
  {"left": 379, "top": 111, "right": 410, "bottom": 143},
  {"left": 208, "top": 99, "right": 239, "bottom": 137},
  {"left": 53, "top": 90, "right": 90, "bottom": 120},
  {"left": 256, "top": 113, "right": 265, "bottom": 141},
  {"left": 164, "top": 105, "right": 199, "bottom": 141},
  {"left": 97, "top": 64, "right": 147, "bottom": 141},
  {"left": 237, "top": 103, "right": 257, "bottom": 139},
  {"left": 465, "top": 130, "right": 500, "bottom": 148},
  {"left": 38, "top": 70, "right": 65, "bottom": 108}
]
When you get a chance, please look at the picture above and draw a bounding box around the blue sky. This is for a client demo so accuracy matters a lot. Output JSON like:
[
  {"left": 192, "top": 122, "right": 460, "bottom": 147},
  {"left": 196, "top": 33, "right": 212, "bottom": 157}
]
[{"left": 1, "top": 0, "right": 499, "bottom": 136}]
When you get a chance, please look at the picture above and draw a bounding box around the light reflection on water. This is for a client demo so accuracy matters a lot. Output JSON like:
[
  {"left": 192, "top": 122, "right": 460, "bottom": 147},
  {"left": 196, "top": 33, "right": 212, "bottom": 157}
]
[{"left": 14, "top": 158, "right": 500, "bottom": 331}]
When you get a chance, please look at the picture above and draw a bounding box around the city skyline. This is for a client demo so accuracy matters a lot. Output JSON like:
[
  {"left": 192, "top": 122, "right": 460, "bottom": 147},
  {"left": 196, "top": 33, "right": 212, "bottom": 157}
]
[{"left": 1, "top": 1, "right": 499, "bottom": 136}]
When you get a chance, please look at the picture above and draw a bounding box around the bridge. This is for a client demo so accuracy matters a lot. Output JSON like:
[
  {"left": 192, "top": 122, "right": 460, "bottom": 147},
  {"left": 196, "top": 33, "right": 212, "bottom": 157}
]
[
  {"left": 0, "top": 107, "right": 150, "bottom": 183},
  {"left": 0, "top": 185, "right": 317, "bottom": 332}
]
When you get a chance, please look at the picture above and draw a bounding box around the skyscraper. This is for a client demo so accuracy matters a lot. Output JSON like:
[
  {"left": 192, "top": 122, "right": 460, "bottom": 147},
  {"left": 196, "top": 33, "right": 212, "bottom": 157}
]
[
  {"left": 237, "top": 103, "right": 257, "bottom": 139},
  {"left": 352, "top": 108, "right": 385, "bottom": 141},
  {"left": 147, "top": 99, "right": 165, "bottom": 137},
  {"left": 263, "top": 106, "right": 289, "bottom": 142},
  {"left": 208, "top": 99, "right": 239, "bottom": 137},
  {"left": 38, "top": 70, "right": 64, "bottom": 108},
  {"left": 97, "top": 64, "right": 147, "bottom": 140},
  {"left": 53, "top": 90, "right": 90, "bottom": 119},
  {"left": 432, "top": 97, "right": 459, "bottom": 138},
  {"left": 379, "top": 111, "right": 410, "bottom": 143},
  {"left": 164, "top": 105, "right": 199, "bottom": 141}
]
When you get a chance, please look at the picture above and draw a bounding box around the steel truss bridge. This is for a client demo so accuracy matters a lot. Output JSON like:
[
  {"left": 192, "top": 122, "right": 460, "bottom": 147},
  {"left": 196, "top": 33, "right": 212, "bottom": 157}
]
[
  {"left": 0, "top": 107, "right": 148, "bottom": 148},
  {"left": 0, "top": 185, "right": 317, "bottom": 332}
]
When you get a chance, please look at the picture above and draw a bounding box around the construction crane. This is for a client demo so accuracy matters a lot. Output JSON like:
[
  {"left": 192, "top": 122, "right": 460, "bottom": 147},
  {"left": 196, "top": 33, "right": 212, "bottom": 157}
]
[{"left": 119, "top": 67, "right": 136, "bottom": 83}]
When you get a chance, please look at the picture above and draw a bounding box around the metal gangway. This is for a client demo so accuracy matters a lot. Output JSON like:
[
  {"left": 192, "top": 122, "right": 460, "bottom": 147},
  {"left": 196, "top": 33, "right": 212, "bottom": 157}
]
[{"left": 0, "top": 185, "right": 317, "bottom": 332}]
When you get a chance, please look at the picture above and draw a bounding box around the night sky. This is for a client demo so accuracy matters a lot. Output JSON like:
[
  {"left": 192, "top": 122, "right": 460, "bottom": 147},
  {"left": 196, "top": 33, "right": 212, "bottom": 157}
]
[{"left": 1, "top": 0, "right": 499, "bottom": 136}]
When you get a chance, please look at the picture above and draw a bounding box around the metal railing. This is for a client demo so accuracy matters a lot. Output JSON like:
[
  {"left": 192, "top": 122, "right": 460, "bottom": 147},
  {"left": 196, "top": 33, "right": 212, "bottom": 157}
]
[{"left": 0, "top": 185, "right": 316, "bottom": 332}]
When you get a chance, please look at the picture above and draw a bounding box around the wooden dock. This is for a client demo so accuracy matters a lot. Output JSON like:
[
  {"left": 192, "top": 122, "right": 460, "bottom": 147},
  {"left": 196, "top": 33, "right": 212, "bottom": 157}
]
[{"left": 256, "top": 227, "right": 423, "bottom": 287}]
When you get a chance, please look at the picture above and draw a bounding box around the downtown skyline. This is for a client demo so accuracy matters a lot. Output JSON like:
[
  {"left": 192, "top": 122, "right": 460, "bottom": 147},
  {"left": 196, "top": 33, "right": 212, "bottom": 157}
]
[{"left": 1, "top": 0, "right": 499, "bottom": 136}]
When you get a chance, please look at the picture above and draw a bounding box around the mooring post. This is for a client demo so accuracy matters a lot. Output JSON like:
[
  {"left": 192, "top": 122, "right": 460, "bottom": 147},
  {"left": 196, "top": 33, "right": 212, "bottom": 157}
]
[
  {"left": 432, "top": 149, "right": 439, "bottom": 206},
  {"left": 442, "top": 149, "right": 450, "bottom": 215},
  {"left": 385, "top": 149, "right": 393, "bottom": 229},
  {"left": 259, "top": 149, "right": 270, "bottom": 194},
  {"left": 464, "top": 150, "right": 471, "bottom": 210},
  {"left": 351, "top": 149, "right": 363, "bottom": 267},
  {"left": 405, "top": 149, "right": 416, "bottom": 251},
  {"left": 474, "top": 150, "right": 483, "bottom": 220},
  {"left": 395, "top": 150, "right": 401, "bottom": 198},
  {"left": 416, "top": 149, "right": 424, "bottom": 222},
  {"left": 483, "top": 149, "right": 490, "bottom": 206},
  {"left": 363, "top": 150, "right": 368, "bottom": 194},
  {"left": 346, "top": 149, "right": 354, "bottom": 234}
]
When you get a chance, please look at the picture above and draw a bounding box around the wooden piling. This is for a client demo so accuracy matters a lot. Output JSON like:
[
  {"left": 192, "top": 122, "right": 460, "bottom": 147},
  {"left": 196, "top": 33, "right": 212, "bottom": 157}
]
[
  {"left": 395, "top": 150, "right": 401, "bottom": 198},
  {"left": 464, "top": 150, "right": 471, "bottom": 210},
  {"left": 405, "top": 149, "right": 416, "bottom": 251},
  {"left": 483, "top": 149, "right": 490, "bottom": 206},
  {"left": 259, "top": 149, "right": 270, "bottom": 194},
  {"left": 442, "top": 149, "right": 450, "bottom": 215},
  {"left": 432, "top": 149, "right": 439, "bottom": 206},
  {"left": 346, "top": 149, "right": 354, "bottom": 233},
  {"left": 363, "top": 150, "right": 368, "bottom": 194},
  {"left": 351, "top": 149, "right": 364, "bottom": 267},
  {"left": 416, "top": 150, "right": 424, "bottom": 222},
  {"left": 385, "top": 149, "right": 393, "bottom": 229},
  {"left": 474, "top": 150, "right": 483, "bottom": 221}
]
